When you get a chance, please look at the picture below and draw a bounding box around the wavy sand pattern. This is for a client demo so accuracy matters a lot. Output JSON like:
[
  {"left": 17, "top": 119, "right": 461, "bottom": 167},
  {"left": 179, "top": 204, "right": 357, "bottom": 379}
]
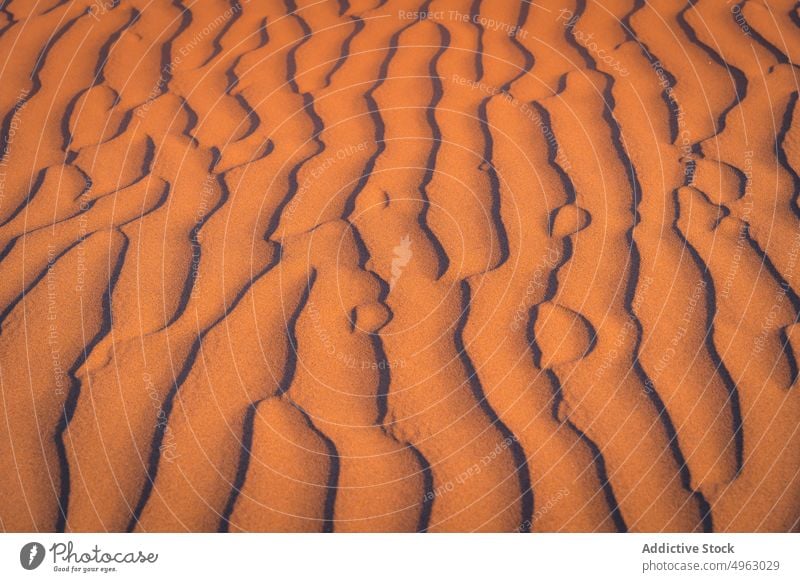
[{"left": 0, "top": 0, "right": 799, "bottom": 532}]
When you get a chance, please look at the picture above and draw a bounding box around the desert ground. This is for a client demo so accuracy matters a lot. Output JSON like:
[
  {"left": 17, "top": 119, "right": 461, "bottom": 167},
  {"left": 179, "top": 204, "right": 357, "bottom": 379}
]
[{"left": 0, "top": 0, "right": 799, "bottom": 532}]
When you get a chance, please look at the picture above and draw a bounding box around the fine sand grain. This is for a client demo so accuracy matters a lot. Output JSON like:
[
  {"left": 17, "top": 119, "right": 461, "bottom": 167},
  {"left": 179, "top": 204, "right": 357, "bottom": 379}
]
[{"left": 0, "top": 0, "right": 799, "bottom": 532}]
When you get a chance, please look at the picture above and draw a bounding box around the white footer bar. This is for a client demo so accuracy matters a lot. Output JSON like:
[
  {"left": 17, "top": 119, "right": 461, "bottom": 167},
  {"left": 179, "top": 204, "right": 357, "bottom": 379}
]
[{"left": 1, "top": 533, "right": 797, "bottom": 581}]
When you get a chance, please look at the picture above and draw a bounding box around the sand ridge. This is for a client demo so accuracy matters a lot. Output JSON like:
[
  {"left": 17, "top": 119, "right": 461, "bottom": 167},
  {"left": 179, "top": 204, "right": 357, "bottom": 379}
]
[{"left": 0, "top": 0, "right": 798, "bottom": 532}]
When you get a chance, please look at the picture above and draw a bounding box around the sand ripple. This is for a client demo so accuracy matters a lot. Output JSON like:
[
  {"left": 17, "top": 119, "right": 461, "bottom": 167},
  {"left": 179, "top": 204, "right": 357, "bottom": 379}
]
[{"left": 0, "top": 0, "right": 798, "bottom": 532}]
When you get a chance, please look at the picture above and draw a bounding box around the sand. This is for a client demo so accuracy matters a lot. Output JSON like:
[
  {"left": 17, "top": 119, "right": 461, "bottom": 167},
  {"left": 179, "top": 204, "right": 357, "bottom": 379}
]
[{"left": 0, "top": 0, "right": 798, "bottom": 532}]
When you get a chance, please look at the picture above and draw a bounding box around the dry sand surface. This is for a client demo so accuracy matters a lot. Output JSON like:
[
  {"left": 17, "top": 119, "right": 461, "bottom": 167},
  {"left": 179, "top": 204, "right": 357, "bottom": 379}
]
[{"left": 0, "top": 0, "right": 799, "bottom": 533}]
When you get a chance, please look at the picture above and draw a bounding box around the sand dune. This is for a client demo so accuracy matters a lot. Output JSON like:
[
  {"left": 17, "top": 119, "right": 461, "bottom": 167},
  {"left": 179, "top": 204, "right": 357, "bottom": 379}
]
[{"left": 0, "top": 0, "right": 799, "bottom": 532}]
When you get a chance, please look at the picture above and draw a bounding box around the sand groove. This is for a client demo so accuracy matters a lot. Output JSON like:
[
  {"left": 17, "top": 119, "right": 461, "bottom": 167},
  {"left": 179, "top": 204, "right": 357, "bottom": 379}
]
[{"left": 0, "top": 0, "right": 799, "bottom": 532}]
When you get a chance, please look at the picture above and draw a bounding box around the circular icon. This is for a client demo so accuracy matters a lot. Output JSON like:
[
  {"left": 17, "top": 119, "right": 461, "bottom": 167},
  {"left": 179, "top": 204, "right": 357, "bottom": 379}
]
[{"left": 20, "top": 542, "right": 45, "bottom": 570}]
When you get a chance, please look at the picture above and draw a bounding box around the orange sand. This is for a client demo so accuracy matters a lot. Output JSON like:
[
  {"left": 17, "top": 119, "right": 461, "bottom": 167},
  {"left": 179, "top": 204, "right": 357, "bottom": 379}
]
[{"left": 0, "top": 0, "right": 799, "bottom": 532}]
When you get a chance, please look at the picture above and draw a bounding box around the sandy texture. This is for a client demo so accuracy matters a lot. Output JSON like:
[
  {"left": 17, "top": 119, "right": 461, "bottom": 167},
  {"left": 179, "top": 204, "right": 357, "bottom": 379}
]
[{"left": 0, "top": 0, "right": 799, "bottom": 532}]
